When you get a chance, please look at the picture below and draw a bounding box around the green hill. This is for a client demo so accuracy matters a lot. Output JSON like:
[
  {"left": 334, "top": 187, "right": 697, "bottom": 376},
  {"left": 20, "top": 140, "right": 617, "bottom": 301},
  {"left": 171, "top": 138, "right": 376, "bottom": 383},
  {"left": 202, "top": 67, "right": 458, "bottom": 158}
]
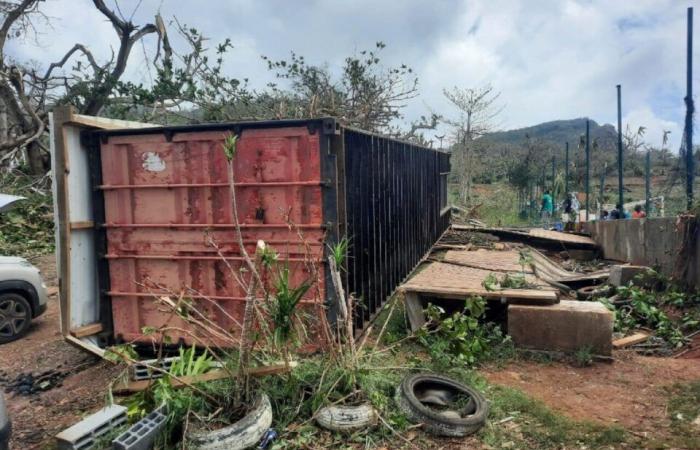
[{"left": 480, "top": 118, "right": 617, "bottom": 148}]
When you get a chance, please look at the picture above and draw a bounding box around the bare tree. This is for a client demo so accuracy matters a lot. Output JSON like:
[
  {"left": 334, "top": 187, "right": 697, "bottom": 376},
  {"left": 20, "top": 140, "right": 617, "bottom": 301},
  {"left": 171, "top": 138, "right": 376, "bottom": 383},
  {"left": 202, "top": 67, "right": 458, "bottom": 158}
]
[
  {"left": 443, "top": 84, "right": 502, "bottom": 204},
  {"left": 0, "top": 0, "right": 166, "bottom": 173}
]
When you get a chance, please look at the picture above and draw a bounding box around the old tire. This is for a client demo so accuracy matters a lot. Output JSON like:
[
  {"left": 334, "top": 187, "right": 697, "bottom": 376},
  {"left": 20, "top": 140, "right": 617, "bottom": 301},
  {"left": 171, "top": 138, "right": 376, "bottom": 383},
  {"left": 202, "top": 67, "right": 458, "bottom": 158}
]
[
  {"left": 0, "top": 293, "right": 32, "bottom": 345},
  {"left": 187, "top": 393, "right": 272, "bottom": 450},
  {"left": 316, "top": 403, "right": 377, "bottom": 432},
  {"left": 576, "top": 285, "right": 610, "bottom": 300},
  {"left": 395, "top": 373, "right": 488, "bottom": 437}
]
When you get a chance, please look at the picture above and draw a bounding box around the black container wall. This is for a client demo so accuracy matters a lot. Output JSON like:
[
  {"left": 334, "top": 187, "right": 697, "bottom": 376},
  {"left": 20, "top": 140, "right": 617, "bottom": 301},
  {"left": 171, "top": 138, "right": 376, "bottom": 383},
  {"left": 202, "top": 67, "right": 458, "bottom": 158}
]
[{"left": 342, "top": 129, "right": 451, "bottom": 330}]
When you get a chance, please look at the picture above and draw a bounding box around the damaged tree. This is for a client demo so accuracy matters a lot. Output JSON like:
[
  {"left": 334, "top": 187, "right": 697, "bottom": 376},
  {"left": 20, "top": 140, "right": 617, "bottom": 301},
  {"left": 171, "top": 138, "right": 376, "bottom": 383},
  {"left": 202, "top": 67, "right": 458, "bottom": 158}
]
[{"left": 0, "top": 0, "right": 166, "bottom": 173}]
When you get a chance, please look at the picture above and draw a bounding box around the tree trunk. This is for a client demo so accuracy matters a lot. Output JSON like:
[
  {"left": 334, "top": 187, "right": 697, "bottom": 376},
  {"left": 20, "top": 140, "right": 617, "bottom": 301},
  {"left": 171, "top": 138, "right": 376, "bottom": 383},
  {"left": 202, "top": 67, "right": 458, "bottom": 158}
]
[{"left": 26, "top": 139, "right": 45, "bottom": 174}]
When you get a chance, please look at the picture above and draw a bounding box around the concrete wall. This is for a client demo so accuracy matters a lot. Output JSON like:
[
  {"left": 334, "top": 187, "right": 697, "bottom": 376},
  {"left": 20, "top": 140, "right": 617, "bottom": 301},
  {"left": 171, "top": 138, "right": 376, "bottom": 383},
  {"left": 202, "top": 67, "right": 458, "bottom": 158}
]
[{"left": 585, "top": 217, "right": 700, "bottom": 287}]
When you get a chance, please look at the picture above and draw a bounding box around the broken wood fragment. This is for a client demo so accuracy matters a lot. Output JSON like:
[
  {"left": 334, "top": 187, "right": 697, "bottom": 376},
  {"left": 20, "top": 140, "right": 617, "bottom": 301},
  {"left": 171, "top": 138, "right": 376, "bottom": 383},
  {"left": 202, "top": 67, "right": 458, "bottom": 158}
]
[
  {"left": 113, "top": 363, "right": 296, "bottom": 394},
  {"left": 612, "top": 332, "right": 649, "bottom": 349}
]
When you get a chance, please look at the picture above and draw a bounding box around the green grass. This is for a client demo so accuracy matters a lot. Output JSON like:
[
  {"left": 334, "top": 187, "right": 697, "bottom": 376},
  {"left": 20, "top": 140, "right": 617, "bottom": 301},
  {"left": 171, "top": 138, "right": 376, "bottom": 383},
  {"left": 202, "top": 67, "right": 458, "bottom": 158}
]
[
  {"left": 658, "top": 380, "right": 700, "bottom": 449},
  {"left": 480, "top": 385, "right": 628, "bottom": 449}
]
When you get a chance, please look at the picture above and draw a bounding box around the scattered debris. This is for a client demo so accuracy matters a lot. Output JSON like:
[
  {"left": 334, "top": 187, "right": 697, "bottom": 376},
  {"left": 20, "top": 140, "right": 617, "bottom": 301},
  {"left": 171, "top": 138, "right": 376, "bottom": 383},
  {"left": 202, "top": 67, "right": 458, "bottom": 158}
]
[
  {"left": 452, "top": 224, "right": 598, "bottom": 250},
  {"left": 2, "top": 370, "right": 67, "bottom": 396}
]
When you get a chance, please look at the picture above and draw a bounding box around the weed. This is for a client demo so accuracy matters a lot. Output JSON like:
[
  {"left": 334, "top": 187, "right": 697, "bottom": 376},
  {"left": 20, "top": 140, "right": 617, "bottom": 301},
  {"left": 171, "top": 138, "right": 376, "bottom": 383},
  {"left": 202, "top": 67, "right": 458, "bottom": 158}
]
[
  {"left": 573, "top": 345, "right": 593, "bottom": 367},
  {"left": 483, "top": 272, "right": 535, "bottom": 291},
  {"left": 270, "top": 264, "right": 312, "bottom": 363},
  {"left": 328, "top": 236, "right": 350, "bottom": 271}
]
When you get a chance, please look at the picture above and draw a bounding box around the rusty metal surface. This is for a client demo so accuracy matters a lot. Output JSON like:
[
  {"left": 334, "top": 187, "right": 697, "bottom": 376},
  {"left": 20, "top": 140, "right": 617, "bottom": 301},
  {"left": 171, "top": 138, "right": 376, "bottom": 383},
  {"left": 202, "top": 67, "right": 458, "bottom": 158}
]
[{"left": 98, "top": 126, "right": 326, "bottom": 345}]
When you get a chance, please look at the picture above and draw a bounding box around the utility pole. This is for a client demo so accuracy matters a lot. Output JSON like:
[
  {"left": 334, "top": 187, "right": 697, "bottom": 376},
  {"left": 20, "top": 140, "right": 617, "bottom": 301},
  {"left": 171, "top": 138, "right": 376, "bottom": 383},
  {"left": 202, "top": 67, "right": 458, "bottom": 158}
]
[
  {"left": 686, "top": 7, "right": 695, "bottom": 210},
  {"left": 617, "top": 84, "right": 624, "bottom": 212},
  {"left": 585, "top": 120, "right": 590, "bottom": 222},
  {"left": 645, "top": 149, "right": 651, "bottom": 216},
  {"left": 565, "top": 141, "right": 569, "bottom": 196}
]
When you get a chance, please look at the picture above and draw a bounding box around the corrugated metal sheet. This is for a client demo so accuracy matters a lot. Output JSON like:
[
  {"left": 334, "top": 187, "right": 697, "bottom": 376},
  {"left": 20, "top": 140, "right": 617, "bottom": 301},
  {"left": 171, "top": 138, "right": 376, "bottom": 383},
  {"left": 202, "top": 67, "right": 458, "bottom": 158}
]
[{"left": 96, "top": 126, "right": 326, "bottom": 346}]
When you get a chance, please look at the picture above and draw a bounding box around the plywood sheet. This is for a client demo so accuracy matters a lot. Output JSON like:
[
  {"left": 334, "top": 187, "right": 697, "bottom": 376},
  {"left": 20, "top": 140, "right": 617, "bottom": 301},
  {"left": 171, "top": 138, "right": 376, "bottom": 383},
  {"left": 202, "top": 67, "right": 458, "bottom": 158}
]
[
  {"left": 402, "top": 261, "right": 558, "bottom": 303},
  {"left": 443, "top": 249, "right": 532, "bottom": 273}
]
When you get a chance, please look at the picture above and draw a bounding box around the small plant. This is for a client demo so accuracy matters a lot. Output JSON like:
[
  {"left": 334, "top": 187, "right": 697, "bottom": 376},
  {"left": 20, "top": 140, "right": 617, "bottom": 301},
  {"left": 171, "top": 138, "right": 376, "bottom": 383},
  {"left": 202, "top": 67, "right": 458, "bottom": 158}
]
[
  {"left": 518, "top": 248, "right": 533, "bottom": 274},
  {"left": 329, "top": 236, "right": 350, "bottom": 271},
  {"left": 573, "top": 346, "right": 593, "bottom": 367},
  {"left": 270, "top": 264, "right": 312, "bottom": 367},
  {"left": 482, "top": 272, "right": 534, "bottom": 291}
]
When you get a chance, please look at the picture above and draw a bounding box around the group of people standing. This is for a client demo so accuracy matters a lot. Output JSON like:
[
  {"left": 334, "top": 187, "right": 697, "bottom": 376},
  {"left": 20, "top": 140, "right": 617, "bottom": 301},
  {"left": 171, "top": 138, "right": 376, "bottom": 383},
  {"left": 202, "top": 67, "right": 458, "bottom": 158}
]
[{"left": 539, "top": 190, "right": 646, "bottom": 229}]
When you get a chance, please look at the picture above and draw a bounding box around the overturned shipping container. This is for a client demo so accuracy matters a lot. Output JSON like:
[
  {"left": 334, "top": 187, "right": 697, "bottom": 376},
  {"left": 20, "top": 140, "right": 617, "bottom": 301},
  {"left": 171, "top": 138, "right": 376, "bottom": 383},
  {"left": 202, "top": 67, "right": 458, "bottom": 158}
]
[{"left": 51, "top": 107, "right": 450, "bottom": 354}]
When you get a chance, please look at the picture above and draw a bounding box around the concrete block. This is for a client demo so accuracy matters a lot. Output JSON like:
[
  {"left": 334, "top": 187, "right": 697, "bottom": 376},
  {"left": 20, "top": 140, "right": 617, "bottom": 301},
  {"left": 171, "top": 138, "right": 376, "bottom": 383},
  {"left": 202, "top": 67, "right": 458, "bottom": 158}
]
[
  {"left": 113, "top": 406, "right": 167, "bottom": 450},
  {"left": 508, "top": 300, "right": 613, "bottom": 356},
  {"left": 608, "top": 265, "right": 653, "bottom": 287},
  {"left": 56, "top": 404, "right": 127, "bottom": 450},
  {"left": 565, "top": 249, "right": 598, "bottom": 261}
]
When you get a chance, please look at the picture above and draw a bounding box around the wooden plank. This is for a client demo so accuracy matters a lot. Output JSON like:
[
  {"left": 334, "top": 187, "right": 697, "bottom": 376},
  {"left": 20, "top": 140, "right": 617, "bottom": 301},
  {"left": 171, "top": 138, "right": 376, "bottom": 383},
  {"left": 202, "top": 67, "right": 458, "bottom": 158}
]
[
  {"left": 113, "top": 364, "right": 295, "bottom": 395},
  {"left": 612, "top": 332, "right": 649, "bottom": 349},
  {"left": 69, "top": 220, "right": 94, "bottom": 230},
  {"left": 451, "top": 225, "right": 598, "bottom": 249},
  {"left": 401, "top": 286, "right": 559, "bottom": 304},
  {"left": 52, "top": 106, "right": 73, "bottom": 336},
  {"left": 404, "top": 292, "right": 426, "bottom": 332},
  {"left": 70, "top": 322, "right": 103, "bottom": 338},
  {"left": 69, "top": 114, "right": 156, "bottom": 129}
]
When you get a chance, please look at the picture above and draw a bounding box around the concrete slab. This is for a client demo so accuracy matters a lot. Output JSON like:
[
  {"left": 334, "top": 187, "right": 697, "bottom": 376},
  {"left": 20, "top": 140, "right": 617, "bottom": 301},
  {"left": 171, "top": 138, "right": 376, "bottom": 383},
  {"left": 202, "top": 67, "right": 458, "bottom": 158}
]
[
  {"left": 508, "top": 300, "right": 613, "bottom": 356},
  {"left": 608, "top": 265, "right": 652, "bottom": 287}
]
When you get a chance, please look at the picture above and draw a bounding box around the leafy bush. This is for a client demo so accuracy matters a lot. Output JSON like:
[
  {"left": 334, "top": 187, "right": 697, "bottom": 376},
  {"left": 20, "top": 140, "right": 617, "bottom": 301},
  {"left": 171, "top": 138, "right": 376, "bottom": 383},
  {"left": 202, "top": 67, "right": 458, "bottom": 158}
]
[
  {"left": 0, "top": 171, "right": 54, "bottom": 257},
  {"left": 417, "top": 296, "right": 509, "bottom": 366}
]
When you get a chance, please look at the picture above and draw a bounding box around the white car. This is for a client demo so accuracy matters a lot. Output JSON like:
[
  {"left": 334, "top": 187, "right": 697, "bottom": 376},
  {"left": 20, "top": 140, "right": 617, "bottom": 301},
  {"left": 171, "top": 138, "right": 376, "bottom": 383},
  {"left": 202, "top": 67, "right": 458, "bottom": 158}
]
[
  {"left": 0, "top": 256, "right": 48, "bottom": 344},
  {"left": 0, "top": 194, "right": 49, "bottom": 344}
]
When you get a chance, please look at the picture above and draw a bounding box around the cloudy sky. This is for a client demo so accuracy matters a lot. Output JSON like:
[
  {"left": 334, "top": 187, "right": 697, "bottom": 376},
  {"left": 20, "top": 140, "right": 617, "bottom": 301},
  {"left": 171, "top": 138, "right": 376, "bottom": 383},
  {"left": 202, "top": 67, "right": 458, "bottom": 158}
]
[{"left": 8, "top": 0, "right": 698, "bottom": 149}]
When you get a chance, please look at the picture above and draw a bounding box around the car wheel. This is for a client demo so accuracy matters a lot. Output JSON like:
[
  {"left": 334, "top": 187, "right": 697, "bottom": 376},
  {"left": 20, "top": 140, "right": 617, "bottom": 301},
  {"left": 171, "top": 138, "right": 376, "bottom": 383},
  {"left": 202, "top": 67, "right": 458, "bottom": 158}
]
[{"left": 0, "top": 293, "right": 32, "bottom": 345}]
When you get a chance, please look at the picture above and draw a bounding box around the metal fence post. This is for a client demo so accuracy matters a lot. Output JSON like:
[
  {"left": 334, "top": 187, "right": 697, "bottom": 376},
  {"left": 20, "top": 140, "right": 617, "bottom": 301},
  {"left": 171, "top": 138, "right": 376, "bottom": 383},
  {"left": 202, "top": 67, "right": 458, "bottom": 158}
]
[
  {"left": 686, "top": 6, "right": 694, "bottom": 210},
  {"left": 585, "top": 120, "right": 590, "bottom": 222},
  {"left": 617, "top": 84, "right": 624, "bottom": 211}
]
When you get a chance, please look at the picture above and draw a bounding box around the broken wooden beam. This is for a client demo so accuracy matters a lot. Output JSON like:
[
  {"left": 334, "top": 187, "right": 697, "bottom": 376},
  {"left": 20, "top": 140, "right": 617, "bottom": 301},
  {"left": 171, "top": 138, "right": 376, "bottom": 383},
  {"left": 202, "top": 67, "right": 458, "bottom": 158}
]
[
  {"left": 113, "top": 363, "right": 296, "bottom": 394},
  {"left": 612, "top": 332, "right": 649, "bottom": 349}
]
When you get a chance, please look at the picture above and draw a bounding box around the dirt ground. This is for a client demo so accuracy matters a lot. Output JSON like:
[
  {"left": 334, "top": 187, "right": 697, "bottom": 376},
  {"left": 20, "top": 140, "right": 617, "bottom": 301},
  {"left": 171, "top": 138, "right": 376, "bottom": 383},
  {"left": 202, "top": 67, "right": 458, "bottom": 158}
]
[
  {"left": 482, "top": 352, "right": 700, "bottom": 441},
  {"left": 0, "top": 254, "right": 123, "bottom": 450},
  {"left": 1, "top": 254, "right": 698, "bottom": 449}
]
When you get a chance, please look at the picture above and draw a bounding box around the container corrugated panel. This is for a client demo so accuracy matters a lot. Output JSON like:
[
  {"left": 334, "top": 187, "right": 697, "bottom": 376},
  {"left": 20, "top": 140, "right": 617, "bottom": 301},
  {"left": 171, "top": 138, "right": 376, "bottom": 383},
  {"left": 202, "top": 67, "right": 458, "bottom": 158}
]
[
  {"left": 343, "top": 129, "right": 450, "bottom": 329},
  {"left": 95, "top": 125, "right": 327, "bottom": 346},
  {"left": 85, "top": 119, "right": 449, "bottom": 347}
]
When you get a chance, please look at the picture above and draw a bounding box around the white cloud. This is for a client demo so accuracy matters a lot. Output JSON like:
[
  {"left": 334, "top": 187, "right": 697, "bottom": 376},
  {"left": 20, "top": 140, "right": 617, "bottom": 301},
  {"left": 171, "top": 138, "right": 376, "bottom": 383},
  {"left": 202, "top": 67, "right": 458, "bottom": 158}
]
[
  {"left": 5, "top": 0, "right": 696, "bottom": 151},
  {"left": 624, "top": 106, "right": 682, "bottom": 150}
]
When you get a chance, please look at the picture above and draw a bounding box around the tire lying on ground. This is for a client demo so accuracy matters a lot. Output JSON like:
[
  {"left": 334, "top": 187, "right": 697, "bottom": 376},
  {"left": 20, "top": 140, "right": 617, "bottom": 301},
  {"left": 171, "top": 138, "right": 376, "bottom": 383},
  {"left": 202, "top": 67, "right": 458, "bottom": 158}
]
[
  {"left": 187, "top": 393, "right": 272, "bottom": 450},
  {"left": 576, "top": 284, "right": 611, "bottom": 300},
  {"left": 316, "top": 403, "right": 377, "bottom": 432},
  {"left": 395, "top": 373, "right": 488, "bottom": 437}
]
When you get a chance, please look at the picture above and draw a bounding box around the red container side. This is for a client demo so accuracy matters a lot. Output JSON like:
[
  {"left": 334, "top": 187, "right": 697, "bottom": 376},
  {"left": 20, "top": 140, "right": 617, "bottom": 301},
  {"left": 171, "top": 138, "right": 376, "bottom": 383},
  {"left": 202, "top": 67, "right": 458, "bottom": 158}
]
[{"left": 99, "top": 126, "right": 326, "bottom": 346}]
